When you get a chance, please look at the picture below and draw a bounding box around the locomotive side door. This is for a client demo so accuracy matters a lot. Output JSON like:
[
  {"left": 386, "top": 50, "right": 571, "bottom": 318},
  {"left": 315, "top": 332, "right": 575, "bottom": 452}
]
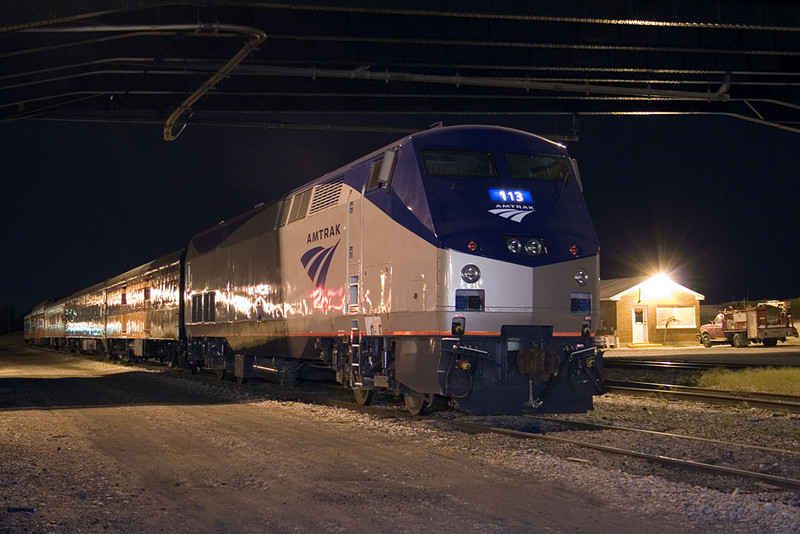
[
  {"left": 346, "top": 150, "right": 397, "bottom": 318},
  {"left": 346, "top": 188, "right": 364, "bottom": 315}
]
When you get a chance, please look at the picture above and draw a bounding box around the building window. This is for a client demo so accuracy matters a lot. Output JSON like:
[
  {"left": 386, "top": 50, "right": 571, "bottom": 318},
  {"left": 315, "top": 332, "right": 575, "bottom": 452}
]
[{"left": 656, "top": 306, "right": 696, "bottom": 329}]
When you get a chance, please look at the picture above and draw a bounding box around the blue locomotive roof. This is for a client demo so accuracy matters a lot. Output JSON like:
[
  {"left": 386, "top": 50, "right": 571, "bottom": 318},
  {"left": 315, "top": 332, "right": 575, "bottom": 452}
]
[
  {"left": 274, "top": 125, "right": 597, "bottom": 266},
  {"left": 364, "top": 125, "right": 597, "bottom": 266},
  {"left": 194, "top": 125, "right": 596, "bottom": 267},
  {"left": 283, "top": 124, "right": 567, "bottom": 198}
]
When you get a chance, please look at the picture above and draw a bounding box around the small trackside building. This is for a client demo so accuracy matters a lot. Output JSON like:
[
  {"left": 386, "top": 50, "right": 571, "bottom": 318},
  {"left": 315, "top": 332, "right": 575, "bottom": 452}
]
[{"left": 598, "top": 275, "right": 704, "bottom": 347}]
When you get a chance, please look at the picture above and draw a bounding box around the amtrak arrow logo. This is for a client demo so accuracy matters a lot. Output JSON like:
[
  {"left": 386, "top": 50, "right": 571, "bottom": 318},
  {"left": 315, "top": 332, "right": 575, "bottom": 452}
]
[
  {"left": 489, "top": 208, "right": 534, "bottom": 223},
  {"left": 301, "top": 240, "right": 340, "bottom": 288}
]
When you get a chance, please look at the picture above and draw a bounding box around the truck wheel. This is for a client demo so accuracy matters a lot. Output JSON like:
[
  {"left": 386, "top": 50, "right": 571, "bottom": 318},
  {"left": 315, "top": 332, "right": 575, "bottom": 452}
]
[
  {"left": 732, "top": 333, "right": 749, "bottom": 347},
  {"left": 701, "top": 333, "right": 712, "bottom": 348},
  {"left": 763, "top": 338, "right": 778, "bottom": 347}
]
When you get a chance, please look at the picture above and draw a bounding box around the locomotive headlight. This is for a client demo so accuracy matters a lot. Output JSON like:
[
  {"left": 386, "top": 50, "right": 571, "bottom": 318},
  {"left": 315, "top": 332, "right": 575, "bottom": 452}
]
[
  {"left": 524, "top": 238, "right": 544, "bottom": 256},
  {"left": 506, "top": 237, "right": 523, "bottom": 254},
  {"left": 574, "top": 269, "right": 589, "bottom": 286},
  {"left": 461, "top": 264, "right": 481, "bottom": 283}
]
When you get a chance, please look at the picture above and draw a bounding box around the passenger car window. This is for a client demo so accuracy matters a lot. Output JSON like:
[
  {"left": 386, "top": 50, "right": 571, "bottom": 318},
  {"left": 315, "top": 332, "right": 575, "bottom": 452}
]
[
  {"left": 421, "top": 149, "right": 497, "bottom": 177},
  {"left": 505, "top": 154, "right": 570, "bottom": 182}
]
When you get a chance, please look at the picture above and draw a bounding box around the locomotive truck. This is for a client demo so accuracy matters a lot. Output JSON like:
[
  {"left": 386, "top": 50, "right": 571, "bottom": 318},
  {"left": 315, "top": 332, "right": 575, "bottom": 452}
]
[{"left": 698, "top": 301, "right": 797, "bottom": 347}]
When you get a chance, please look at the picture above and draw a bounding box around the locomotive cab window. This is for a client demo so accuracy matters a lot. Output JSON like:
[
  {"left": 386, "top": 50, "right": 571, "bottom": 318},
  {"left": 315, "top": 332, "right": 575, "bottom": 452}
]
[
  {"left": 505, "top": 154, "right": 570, "bottom": 182},
  {"left": 421, "top": 149, "right": 497, "bottom": 177},
  {"left": 367, "top": 148, "right": 398, "bottom": 190}
]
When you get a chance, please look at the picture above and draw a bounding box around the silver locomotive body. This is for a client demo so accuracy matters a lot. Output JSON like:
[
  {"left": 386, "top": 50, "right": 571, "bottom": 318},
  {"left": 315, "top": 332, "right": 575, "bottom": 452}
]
[{"left": 185, "top": 125, "right": 604, "bottom": 414}]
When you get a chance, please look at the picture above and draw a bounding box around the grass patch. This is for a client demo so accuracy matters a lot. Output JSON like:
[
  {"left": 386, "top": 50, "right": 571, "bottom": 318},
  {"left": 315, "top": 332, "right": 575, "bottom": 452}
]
[{"left": 698, "top": 367, "right": 800, "bottom": 395}]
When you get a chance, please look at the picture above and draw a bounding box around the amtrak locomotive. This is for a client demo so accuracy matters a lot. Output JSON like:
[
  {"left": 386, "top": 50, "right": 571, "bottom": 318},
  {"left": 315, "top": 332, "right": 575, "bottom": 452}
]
[{"left": 25, "top": 125, "right": 605, "bottom": 415}]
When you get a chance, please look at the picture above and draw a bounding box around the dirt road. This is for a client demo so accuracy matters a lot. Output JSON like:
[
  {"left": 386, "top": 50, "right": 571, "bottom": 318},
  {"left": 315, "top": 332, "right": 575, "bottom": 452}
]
[{"left": 1, "top": 341, "right": 691, "bottom": 533}]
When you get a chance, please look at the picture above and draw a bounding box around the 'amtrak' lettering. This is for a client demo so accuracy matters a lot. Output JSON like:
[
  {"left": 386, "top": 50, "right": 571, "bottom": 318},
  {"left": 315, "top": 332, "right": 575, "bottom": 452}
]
[
  {"left": 307, "top": 224, "right": 341, "bottom": 244},
  {"left": 494, "top": 203, "right": 534, "bottom": 211}
]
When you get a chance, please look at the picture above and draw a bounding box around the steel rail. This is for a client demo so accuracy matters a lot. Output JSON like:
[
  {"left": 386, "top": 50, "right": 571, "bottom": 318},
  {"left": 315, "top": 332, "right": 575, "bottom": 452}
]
[
  {"left": 443, "top": 419, "right": 800, "bottom": 492},
  {"left": 606, "top": 381, "right": 800, "bottom": 413},
  {"left": 325, "top": 400, "right": 800, "bottom": 492},
  {"left": 607, "top": 380, "right": 800, "bottom": 402},
  {"left": 530, "top": 415, "right": 800, "bottom": 456},
  {"left": 604, "top": 360, "right": 765, "bottom": 370}
]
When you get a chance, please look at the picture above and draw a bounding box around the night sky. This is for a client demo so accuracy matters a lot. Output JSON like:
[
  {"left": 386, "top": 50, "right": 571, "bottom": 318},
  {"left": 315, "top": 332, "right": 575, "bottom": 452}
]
[{"left": 2, "top": 114, "right": 798, "bottom": 318}]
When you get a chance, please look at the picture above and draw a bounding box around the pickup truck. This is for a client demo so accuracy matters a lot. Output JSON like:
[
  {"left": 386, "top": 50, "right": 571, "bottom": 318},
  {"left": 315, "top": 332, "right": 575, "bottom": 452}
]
[{"left": 698, "top": 301, "right": 797, "bottom": 347}]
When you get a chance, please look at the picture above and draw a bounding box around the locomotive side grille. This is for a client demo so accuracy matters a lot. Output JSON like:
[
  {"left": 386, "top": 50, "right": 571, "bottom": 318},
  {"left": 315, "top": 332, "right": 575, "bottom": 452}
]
[
  {"left": 277, "top": 197, "right": 292, "bottom": 227},
  {"left": 309, "top": 178, "right": 344, "bottom": 215},
  {"left": 288, "top": 189, "right": 313, "bottom": 223}
]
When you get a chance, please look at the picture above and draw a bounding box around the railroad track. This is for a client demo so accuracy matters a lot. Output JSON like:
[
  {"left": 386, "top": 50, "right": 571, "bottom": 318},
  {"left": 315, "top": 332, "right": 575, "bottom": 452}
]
[
  {"left": 528, "top": 415, "right": 800, "bottom": 457},
  {"left": 35, "top": 348, "right": 800, "bottom": 492},
  {"left": 325, "top": 400, "right": 800, "bottom": 493},
  {"left": 606, "top": 379, "right": 800, "bottom": 413},
  {"left": 603, "top": 360, "right": 796, "bottom": 371}
]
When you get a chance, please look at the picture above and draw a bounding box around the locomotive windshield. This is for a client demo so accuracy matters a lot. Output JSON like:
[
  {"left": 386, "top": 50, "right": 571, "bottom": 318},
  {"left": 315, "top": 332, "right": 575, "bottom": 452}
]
[
  {"left": 421, "top": 149, "right": 498, "bottom": 177},
  {"left": 505, "top": 154, "right": 570, "bottom": 182},
  {"left": 421, "top": 149, "right": 570, "bottom": 183}
]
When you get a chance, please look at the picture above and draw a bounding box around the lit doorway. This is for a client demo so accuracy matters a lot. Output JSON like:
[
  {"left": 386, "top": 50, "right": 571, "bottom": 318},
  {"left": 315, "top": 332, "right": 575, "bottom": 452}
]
[{"left": 632, "top": 306, "right": 648, "bottom": 343}]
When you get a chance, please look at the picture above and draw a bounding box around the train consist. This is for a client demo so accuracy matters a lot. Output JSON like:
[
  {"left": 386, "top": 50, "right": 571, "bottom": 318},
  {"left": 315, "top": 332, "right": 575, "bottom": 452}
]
[{"left": 25, "top": 125, "right": 605, "bottom": 415}]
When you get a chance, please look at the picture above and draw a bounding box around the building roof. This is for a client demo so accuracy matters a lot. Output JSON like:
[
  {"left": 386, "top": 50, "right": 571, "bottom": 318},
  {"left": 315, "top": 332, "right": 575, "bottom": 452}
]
[{"left": 599, "top": 276, "right": 704, "bottom": 301}]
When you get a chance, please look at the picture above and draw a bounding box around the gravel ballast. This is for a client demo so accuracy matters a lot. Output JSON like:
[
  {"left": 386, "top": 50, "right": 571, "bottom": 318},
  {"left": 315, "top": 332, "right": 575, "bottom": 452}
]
[{"left": 1, "top": 347, "right": 798, "bottom": 533}]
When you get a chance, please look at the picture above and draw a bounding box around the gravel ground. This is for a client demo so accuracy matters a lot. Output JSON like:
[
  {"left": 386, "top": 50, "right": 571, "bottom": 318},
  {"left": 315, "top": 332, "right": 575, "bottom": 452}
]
[
  {"left": 2, "top": 346, "right": 799, "bottom": 533},
  {"left": 421, "top": 395, "right": 800, "bottom": 533}
]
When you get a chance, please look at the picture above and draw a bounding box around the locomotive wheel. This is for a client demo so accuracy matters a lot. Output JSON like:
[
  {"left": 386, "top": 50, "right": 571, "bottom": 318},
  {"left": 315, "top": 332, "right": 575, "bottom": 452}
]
[
  {"left": 701, "top": 333, "right": 712, "bottom": 347},
  {"left": 352, "top": 388, "right": 374, "bottom": 406},
  {"left": 404, "top": 392, "right": 429, "bottom": 416}
]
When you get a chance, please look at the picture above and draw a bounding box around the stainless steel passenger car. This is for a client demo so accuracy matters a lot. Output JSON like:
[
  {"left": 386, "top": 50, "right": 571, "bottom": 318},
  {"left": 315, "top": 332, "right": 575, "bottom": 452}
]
[
  {"left": 103, "top": 250, "right": 185, "bottom": 362},
  {"left": 26, "top": 250, "right": 185, "bottom": 362}
]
